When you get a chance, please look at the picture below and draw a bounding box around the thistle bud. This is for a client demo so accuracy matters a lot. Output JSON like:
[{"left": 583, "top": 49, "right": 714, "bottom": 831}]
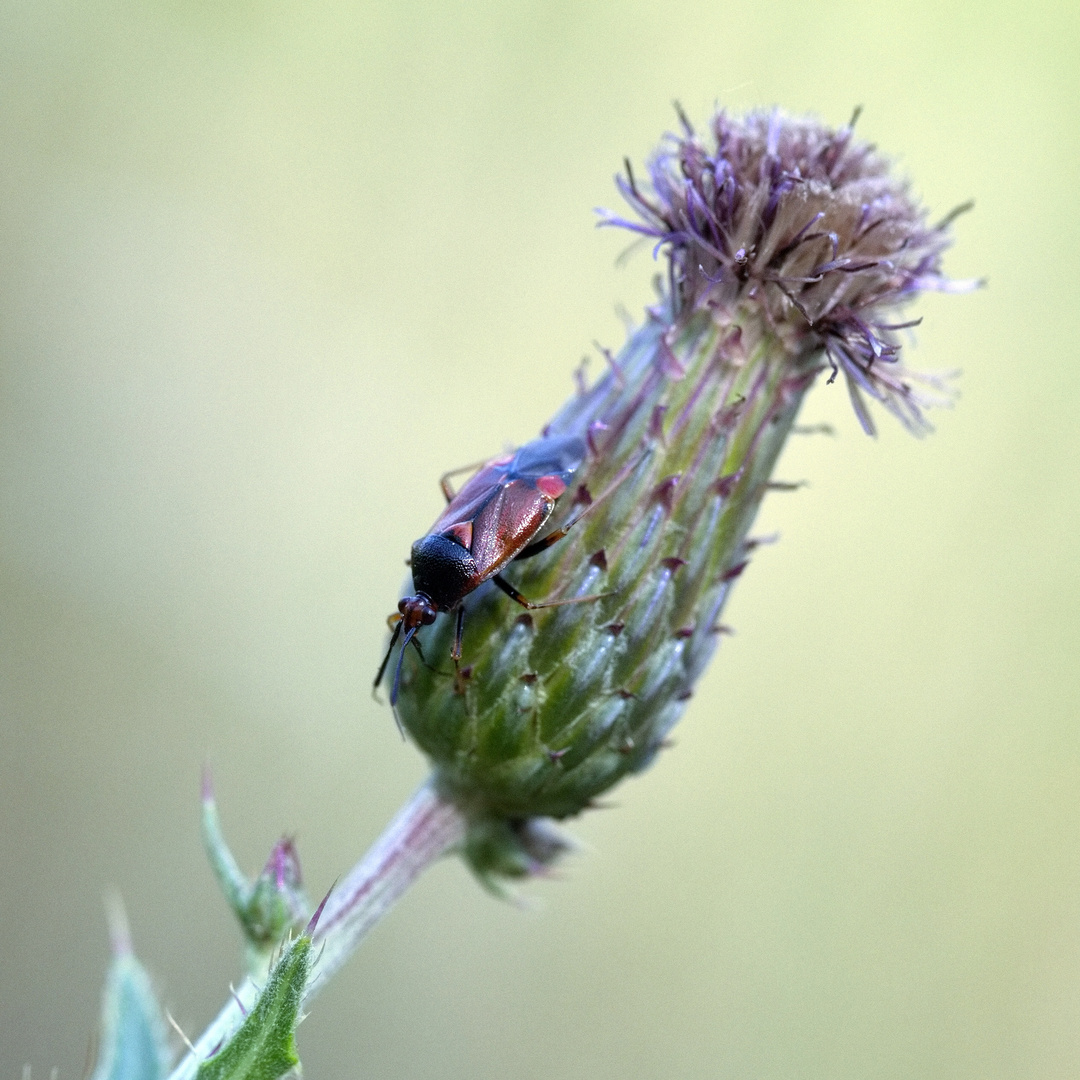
[
  {"left": 392, "top": 107, "right": 973, "bottom": 882},
  {"left": 202, "top": 770, "right": 311, "bottom": 973}
]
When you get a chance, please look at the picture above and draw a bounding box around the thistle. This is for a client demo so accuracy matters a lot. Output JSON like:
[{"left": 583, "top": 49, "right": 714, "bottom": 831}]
[
  {"left": 144, "top": 105, "right": 974, "bottom": 1080},
  {"left": 391, "top": 106, "right": 975, "bottom": 883}
]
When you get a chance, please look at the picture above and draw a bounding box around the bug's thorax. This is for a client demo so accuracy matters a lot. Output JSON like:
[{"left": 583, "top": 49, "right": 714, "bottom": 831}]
[{"left": 410, "top": 532, "right": 481, "bottom": 611}]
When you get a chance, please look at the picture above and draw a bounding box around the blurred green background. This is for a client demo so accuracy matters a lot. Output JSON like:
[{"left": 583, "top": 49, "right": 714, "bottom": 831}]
[{"left": 1, "top": 0, "right": 1077, "bottom": 1077}]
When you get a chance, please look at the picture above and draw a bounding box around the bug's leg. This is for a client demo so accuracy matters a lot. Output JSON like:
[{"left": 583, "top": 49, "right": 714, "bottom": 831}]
[
  {"left": 451, "top": 606, "right": 466, "bottom": 662},
  {"left": 439, "top": 457, "right": 491, "bottom": 503},
  {"left": 450, "top": 607, "right": 470, "bottom": 694},
  {"left": 492, "top": 574, "right": 611, "bottom": 610},
  {"left": 514, "top": 525, "right": 570, "bottom": 560},
  {"left": 405, "top": 633, "right": 449, "bottom": 677},
  {"left": 373, "top": 619, "right": 404, "bottom": 698},
  {"left": 515, "top": 448, "right": 651, "bottom": 561}
]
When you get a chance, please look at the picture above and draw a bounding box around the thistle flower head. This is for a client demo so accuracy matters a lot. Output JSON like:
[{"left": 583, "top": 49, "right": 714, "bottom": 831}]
[
  {"left": 602, "top": 107, "right": 977, "bottom": 434},
  {"left": 390, "top": 107, "right": 973, "bottom": 884}
]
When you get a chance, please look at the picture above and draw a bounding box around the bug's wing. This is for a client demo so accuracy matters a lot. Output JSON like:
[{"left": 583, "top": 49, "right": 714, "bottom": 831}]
[
  {"left": 427, "top": 459, "right": 512, "bottom": 537},
  {"left": 468, "top": 479, "right": 554, "bottom": 580},
  {"left": 507, "top": 434, "right": 587, "bottom": 481},
  {"left": 425, "top": 434, "right": 583, "bottom": 581}
]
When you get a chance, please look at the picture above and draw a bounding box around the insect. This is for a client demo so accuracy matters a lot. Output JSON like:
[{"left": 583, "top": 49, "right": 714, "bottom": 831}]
[{"left": 375, "top": 432, "right": 605, "bottom": 705}]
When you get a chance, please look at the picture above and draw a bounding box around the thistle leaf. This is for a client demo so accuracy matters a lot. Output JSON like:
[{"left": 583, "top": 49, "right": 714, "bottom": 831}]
[
  {"left": 89, "top": 952, "right": 171, "bottom": 1080},
  {"left": 196, "top": 934, "right": 311, "bottom": 1080}
]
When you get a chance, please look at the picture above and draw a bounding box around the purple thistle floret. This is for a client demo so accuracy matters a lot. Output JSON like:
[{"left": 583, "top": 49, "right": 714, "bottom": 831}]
[
  {"left": 261, "top": 838, "right": 304, "bottom": 899},
  {"left": 600, "top": 107, "right": 978, "bottom": 434}
]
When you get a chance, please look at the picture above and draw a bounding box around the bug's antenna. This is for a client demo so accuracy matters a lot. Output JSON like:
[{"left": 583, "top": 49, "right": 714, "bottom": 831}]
[
  {"left": 390, "top": 625, "right": 418, "bottom": 706},
  {"left": 373, "top": 619, "right": 404, "bottom": 696}
]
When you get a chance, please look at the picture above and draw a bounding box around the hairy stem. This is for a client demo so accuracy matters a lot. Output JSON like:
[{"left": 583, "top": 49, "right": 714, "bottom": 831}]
[{"left": 167, "top": 780, "right": 466, "bottom": 1080}]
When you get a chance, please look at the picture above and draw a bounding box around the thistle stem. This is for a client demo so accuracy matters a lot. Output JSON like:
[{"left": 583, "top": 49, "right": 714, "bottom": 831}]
[
  {"left": 167, "top": 780, "right": 466, "bottom": 1080},
  {"left": 306, "top": 779, "right": 466, "bottom": 993}
]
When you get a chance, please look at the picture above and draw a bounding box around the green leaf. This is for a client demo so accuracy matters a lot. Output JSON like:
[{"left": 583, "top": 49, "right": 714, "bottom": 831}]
[
  {"left": 196, "top": 934, "right": 311, "bottom": 1080},
  {"left": 201, "top": 773, "right": 254, "bottom": 918},
  {"left": 90, "top": 953, "right": 171, "bottom": 1080}
]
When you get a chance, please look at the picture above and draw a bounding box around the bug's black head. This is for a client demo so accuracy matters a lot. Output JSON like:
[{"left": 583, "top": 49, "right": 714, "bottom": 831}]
[
  {"left": 397, "top": 592, "right": 438, "bottom": 631},
  {"left": 410, "top": 532, "right": 479, "bottom": 611},
  {"left": 374, "top": 593, "right": 438, "bottom": 706}
]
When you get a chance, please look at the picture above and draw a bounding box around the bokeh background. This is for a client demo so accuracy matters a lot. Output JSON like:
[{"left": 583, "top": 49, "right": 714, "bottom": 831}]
[{"left": 1, "top": 1, "right": 1077, "bottom": 1077}]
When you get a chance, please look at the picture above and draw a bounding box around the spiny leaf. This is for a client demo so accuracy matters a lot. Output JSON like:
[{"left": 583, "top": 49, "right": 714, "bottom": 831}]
[
  {"left": 196, "top": 934, "right": 311, "bottom": 1080},
  {"left": 90, "top": 953, "right": 171, "bottom": 1080}
]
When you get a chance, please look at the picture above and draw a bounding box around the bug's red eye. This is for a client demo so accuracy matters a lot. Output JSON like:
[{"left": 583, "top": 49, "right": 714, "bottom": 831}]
[
  {"left": 398, "top": 599, "right": 409, "bottom": 614},
  {"left": 422, "top": 607, "right": 437, "bottom": 625}
]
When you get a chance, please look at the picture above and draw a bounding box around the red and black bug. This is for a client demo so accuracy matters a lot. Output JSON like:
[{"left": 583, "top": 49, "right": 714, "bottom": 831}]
[{"left": 375, "top": 432, "right": 603, "bottom": 704}]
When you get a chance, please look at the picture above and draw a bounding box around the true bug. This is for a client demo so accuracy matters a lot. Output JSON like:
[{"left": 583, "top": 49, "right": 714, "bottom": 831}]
[{"left": 375, "top": 432, "right": 605, "bottom": 705}]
